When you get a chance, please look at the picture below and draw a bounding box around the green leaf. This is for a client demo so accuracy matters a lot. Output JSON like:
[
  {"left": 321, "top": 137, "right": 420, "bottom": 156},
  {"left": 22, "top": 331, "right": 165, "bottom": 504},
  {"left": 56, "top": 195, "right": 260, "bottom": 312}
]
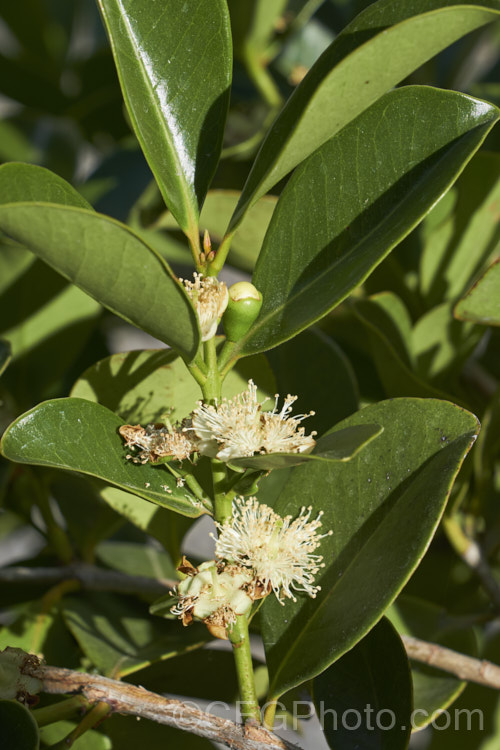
[
  {"left": 261, "top": 398, "right": 478, "bottom": 700},
  {"left": 235, "top": 87, "right": 499, "bottom": 356},
  {"left": 62, "top": 593, "right": 206, "bottom": 678},
  {"left": 353, "top": 294, "right": 452, "bottom": 400},
  {"left": 0, "top": 202, "right": 199, "bottom": 360},
  {"left": 387, "top": 595, "right": 476, "bottom": 729},
  {"left": 413, "top": 303, "right": 482, "bottom": 382},
  {"left": 96, "top": 541, "right": 177, "bottom": 582},
  {"left": 97, "top": 0, "right": 232, "bottom": 234},
  {"left": 229, "top": 423, "right": 382, "bottom": 470},
  {"left": 228, "top": 0, "right": 288, "bottom": 60},
  {"left": 230, "top": 0, "right": 500, "bottom": 227},
  {"left": 266, "top": 328, "right": 359, "bottom": 435},
  {"left": 454, "top": 259, "right": 500, "bottom": 327},
  {"left": 0, "top": 339, "right": 11, "bottom": 377},
  {"left": 0, "top": 700, "right": 40, "bottom": 750},
  {"left": 97, "top": 486, "right": 194, "bottom": 554},
  {"left": 425, "top": 151, "right": 500, "bottom": 303},
  {"left": 0, "top": 398, "right": 206, "bottom": 517},
  {"left": 106, "top": 714, "right": 212, "bottom": 750},
  {"left": 0, "top": 162, "right": 92, "bottom": 209},
  {"left": 312, "top": 618, "right": 412, "bottom": 750},
  {"left": 39, "top": 721, "right": 109, "bottom": 750},
  {"left": 70, "top": 347, "right": 275, "bottom": 425}
]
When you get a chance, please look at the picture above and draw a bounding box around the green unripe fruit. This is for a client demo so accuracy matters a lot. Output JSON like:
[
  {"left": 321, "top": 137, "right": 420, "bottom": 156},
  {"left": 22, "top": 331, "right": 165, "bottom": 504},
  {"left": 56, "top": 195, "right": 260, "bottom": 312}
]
[{"left": 222, "top": 282, "right": 263, "bottom": 342}]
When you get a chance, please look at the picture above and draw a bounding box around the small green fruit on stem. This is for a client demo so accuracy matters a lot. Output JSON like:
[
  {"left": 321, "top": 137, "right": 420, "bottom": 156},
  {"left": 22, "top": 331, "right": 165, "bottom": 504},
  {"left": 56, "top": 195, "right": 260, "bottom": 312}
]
[{"left": 222, "top": 282, "right": 262, "bottom": 342}]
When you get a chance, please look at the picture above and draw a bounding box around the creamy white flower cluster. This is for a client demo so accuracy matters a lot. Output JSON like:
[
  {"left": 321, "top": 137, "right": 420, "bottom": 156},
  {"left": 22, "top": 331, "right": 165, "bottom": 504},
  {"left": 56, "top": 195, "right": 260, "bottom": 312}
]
[
  {"left": 120, "top": 381, "right": 316, "bottom": 464},
  {"left": 215, "top": 496, "right": 332, "bottom": 603},
  {"left": 189, "top": 380, "right": 317, "bottom": 461},
  {"left": 170, "top": 497, "right": 331, "bottom": 637}
]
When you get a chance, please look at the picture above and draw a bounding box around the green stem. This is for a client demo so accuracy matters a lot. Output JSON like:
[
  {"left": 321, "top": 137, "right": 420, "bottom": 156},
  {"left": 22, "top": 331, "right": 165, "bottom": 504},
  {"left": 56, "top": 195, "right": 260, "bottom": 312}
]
[
  {"left": 202, "top": 337, "right": 221, "bottom": 403},
  {"left": 228, "top": 615, "right": 261, "bottom": 724},
  {"left": 33, "top": 696, "right": 87, "bottom": 727},
  {"left": 187, "top": 227, "right": 204, "bottom": 272},
  {"left": 163, "top": 462, "right": 213, "bottom": 514},
  {"left": 187, "top": 359, "right": 207, "bottom": 389},
  {"left": 212, "top": 459, "right": 232, "bottom": 525},
  {"left": 48, "top": 702, "right": 111, "bottom": 749},
  {"left": 243, "top": 45, "right": 283, "bottom": 110},
  {"left": 209, "top": 229, "right": 236, "bottom": 276},
  {"left": 263, "top": 700, "right": 278, "bottom": 730},
  {"left": 217, "top": 340, "right": 239, "bottom": 382}
]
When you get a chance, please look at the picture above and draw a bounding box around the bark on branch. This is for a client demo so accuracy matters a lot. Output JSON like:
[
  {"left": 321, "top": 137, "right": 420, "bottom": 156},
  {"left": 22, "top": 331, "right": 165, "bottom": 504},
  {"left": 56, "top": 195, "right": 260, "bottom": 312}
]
[{"left": 19, "top": 655, "right": 301, "bottom": 750}]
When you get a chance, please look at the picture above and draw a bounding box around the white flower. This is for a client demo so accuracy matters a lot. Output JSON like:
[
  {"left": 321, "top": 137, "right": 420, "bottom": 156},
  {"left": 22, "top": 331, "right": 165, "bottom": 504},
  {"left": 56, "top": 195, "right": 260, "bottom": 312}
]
[
  {"left": 170, "top": 560, "right": 254, "bottom": 638},
  {"left": 189, "top": 380, "right": 316, "bottom": 461},
  {"left": 179, "top": 273, "right": 228, "bottom": 342},
  {"left": 214, "top": 497, "right": 332, "bottom": 604}
]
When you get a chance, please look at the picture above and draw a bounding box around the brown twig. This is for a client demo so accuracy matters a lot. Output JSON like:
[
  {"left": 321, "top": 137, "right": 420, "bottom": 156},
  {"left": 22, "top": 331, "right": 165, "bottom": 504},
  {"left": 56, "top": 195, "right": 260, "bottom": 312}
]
[
  {"left": 402, "top": 635, "right": 500, "bottom": 689},
  {"left": 19, "top": 656, "right": 301, "bottom": 750},
  {"left": 0, "top": 564, "right": 175, "bottom": 597}
]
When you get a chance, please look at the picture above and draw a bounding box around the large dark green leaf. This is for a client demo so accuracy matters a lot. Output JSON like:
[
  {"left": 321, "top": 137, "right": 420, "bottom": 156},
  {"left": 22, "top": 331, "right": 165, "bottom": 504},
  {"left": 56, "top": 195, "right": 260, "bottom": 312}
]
[
  {"left": 0, "top": 201, "right": 199, "bottom": 360},
  {"left": 232, "top": 87, "right": 499, "bottom": 357},
  {"left": 0, "top": 398, "right": 207, "bottom": 517},
  {"left": 312, "top": 618, "right": 412, "bottom": 750},
  {"left": 97, "top": 0, "right": 232, "bottom": 234},
  {"left": 454, "top": 259, "right": 500, "bottom": 326},
  {"left": 0, "top": 700, "right": 40, "bottom": 750},
  {"left": 230, "top": 0, "right": 500, "bottom": 227},
  {"left": 261, "top": 398, "right": 478, "bottom": 700}
]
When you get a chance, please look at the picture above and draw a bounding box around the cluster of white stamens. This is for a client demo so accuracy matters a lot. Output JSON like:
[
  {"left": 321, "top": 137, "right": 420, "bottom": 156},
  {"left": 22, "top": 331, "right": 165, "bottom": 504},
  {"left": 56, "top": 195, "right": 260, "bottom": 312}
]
[
  {"left": 190, "top": 380, "right": 316, "bottom": 461},
  {"left": 179, "top": 272, "right": 228, "bottom": 342},
  {"left": 214, "top": 497, "right": 332, "bottom": 604}
]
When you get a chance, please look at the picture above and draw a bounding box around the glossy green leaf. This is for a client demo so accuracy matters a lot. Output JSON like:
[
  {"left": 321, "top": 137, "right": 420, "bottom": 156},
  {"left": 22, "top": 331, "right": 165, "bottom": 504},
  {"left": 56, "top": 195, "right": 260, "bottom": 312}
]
[
  {"left": 230, "top": 0, "right": 500, "bottom": 227},
  {"left": 0, "top": 202, "right": 199, "bottom": 360},
  {"left": 312, "top": 618, "right": 412, "bottom": 750},
  {"left": 261, "top": 398, "right": 478, "bottom": 700},
  {"left": 234, "top": 87, "right": 499, "bottom": 356},
  {"left": 0, "top": 398, "right": 207, "bottom": 517},
  {"left": 387, "top": 595, "right": 476, "bottom": 729},
  {"left": 0, "top": 339, "right": 11, "bottom": 377},
  {"left": 0, "top": 700, "right": 40, "bottom": 750},
  {"left": 70, "top": 347, "right": 275, "bottom": 425},
  {"left": 454, "top": 260, "right": 500, "bottom": 327},
  {"left": 229, "top": 423, "right": 382, "bottom": 470},
  {"left": 266, "top": 328, "right": 359, "bottom": 435},
  {"left": 62, "top": 594, "right": 206, "bottom": 678},
  {"left": 97, "top": 0, "right": 232, "bottom": 234}
]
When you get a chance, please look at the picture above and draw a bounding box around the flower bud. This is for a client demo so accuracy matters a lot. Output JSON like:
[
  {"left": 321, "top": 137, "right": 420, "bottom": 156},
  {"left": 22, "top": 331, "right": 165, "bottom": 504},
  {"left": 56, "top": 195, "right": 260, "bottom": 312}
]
[{"left": 222, "top": 282, "right": 262, "bottom": 342}]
